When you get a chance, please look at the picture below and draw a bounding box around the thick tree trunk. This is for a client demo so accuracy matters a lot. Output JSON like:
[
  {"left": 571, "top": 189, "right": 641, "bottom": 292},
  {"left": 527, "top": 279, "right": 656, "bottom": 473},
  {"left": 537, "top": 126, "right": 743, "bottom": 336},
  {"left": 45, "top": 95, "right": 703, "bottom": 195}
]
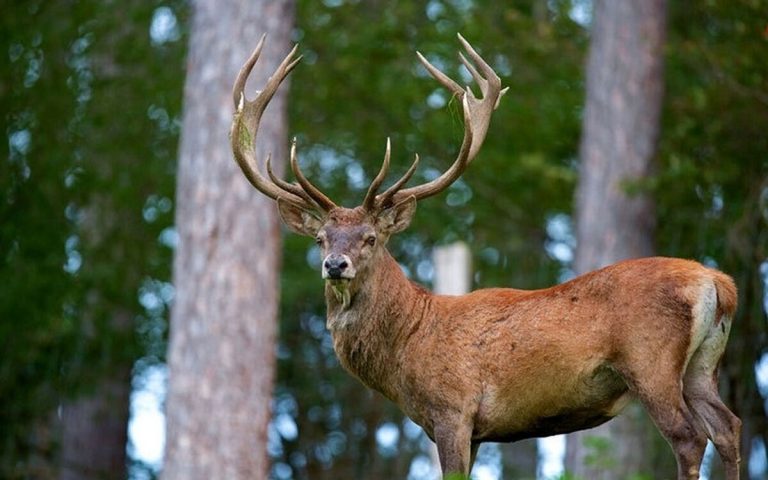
[
  {"left": 163, "top": 1, "right": 294, "bottom": 478},
  {"left": 565, "top": 0, "right": 668, "bottom": 478}
]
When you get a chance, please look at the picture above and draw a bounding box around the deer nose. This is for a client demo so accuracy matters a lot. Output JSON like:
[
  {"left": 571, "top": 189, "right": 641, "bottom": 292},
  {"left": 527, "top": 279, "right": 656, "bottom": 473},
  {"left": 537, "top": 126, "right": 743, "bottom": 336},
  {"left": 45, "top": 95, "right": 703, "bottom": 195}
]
[{"left": 323, "top": 255, "right": 349, "bottom": 279}]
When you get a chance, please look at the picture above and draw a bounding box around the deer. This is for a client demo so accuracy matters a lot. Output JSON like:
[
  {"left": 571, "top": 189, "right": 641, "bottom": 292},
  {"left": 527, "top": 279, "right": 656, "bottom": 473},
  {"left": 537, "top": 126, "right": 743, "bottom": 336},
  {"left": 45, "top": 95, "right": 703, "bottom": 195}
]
[{"left": 230, "top": 34, "right": 741, "bottom": 480}]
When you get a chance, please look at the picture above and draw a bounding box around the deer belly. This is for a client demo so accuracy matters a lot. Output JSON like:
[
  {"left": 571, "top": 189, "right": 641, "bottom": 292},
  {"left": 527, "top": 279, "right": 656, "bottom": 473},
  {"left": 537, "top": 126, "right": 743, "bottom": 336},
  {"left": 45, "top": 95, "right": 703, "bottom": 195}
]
[{"left": 473, "top": 362, "right": 631, "bottom": 441}]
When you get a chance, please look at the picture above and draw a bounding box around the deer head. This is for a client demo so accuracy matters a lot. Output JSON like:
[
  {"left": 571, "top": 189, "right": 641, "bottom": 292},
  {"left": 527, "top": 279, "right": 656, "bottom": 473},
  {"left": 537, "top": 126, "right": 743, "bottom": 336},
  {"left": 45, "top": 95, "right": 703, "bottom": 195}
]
[{"left": 230, "top": 34, "right": 506, "bottom": 305}]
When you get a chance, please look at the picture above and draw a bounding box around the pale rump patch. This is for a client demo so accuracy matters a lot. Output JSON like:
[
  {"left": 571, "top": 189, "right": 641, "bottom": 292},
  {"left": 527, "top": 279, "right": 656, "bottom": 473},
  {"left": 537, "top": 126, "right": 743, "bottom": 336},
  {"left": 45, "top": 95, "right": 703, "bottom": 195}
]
[
  {"left": 684, "top": 277, "right": 732, "bottom": 385},
  {"left": 684, "top": 280, "right": 718, "bottom": 370},
  {"left": 687, "top": 318, "right": 730, "bottom": 381}
]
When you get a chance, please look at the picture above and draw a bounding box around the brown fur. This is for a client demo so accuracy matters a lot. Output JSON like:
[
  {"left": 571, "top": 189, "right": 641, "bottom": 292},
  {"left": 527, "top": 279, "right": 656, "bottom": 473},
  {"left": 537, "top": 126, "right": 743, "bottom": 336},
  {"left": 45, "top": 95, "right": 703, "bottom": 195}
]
[{"left": 316, "top": 235, "right": 740, "bottom": 479}]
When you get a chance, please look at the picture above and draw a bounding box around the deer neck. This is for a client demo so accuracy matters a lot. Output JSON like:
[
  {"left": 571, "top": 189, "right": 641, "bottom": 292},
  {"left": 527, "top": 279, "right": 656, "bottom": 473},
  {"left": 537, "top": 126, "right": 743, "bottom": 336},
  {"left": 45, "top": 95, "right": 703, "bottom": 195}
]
[{"left": 324, "top": 248, "right": 427, "bottom": 401}]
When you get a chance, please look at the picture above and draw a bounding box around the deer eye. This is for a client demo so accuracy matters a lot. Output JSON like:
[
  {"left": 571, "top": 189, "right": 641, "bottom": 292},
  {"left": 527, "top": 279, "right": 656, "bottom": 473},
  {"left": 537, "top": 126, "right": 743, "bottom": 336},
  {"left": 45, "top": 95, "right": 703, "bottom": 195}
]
[
  {"left": 315, "top": 237, "right": 323, "bottom": 246},
  {"left": 365, "top": 236, "right": 376, "bottom": 246}
]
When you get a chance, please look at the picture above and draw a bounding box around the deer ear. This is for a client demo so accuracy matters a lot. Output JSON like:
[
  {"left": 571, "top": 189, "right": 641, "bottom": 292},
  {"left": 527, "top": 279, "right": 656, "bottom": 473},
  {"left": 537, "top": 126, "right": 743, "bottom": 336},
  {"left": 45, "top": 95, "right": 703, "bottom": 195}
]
[
  {"left": 277, "top": 198, "right": 324, "bottom": 236},
  {"left": 377, "top": 196, "right": 417, "bottom": 235}
]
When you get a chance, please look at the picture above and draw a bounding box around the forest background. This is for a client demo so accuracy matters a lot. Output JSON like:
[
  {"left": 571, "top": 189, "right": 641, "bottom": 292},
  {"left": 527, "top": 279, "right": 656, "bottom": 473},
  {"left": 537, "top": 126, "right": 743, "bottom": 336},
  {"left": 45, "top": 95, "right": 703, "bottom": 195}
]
[{"left": 2, "top": 0, "right": 766, "bottom": 479}]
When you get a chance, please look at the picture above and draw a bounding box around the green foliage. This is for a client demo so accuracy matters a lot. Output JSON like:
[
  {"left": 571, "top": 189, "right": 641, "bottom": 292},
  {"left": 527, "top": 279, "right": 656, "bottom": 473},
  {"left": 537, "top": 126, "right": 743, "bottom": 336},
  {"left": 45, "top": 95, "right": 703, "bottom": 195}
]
[
  {"left": 444, "top": 472, "right": 470, "bottom": 480},
  {"left": 3, "top": 0, "right": 765, "bottom": 477},
  {"left": 581, "top": 435, "right": 617, "bottom": 470},
  {"left": 554, "top": 470, "right": 653, "bottom": 480},
  {"left": 659, "top": 2, "right": 768, "bottom": 263},
  {"left": 547, "top": 472, "right": 586, "bottom": 480},
  {"left": 1, "top": 0, "right": 186, "bottom": 471}
]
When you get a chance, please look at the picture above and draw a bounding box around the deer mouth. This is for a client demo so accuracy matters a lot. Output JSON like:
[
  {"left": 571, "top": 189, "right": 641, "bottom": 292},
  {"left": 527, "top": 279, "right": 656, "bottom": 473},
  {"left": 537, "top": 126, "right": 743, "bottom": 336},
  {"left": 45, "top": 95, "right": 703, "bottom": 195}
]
[
  {"left": 324, "top": 270, "right": 350, "bottom": 281},
  {"left": 326, "top": 278, "right": 352, "bottom": 309}
]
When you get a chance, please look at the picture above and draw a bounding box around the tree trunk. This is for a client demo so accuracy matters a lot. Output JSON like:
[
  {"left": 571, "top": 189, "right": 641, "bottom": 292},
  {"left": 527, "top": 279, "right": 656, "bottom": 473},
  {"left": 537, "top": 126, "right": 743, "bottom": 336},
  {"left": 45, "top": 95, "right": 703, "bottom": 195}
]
[
  {"left": 565, "top": 0, "right": 668, "bottom": 478},
  {"left": 59, "top": 366, "right": 131, "bottom": 480},
  {"left": 500, "top": 440, "right": 538, "bottom": 479},
  {"left": 163, "top": 1, "right": 294, "bottom": 478}
]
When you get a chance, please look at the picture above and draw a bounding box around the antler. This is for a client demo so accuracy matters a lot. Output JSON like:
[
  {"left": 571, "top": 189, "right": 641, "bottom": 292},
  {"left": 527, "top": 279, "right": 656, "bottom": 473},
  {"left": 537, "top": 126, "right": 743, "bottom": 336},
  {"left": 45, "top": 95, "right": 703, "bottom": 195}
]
[
  {"left": 365, "top": 34, "right": 507, "bottom": 211},
  {"left": 231, "top": 35, "right": 337, "bottom": 212}
]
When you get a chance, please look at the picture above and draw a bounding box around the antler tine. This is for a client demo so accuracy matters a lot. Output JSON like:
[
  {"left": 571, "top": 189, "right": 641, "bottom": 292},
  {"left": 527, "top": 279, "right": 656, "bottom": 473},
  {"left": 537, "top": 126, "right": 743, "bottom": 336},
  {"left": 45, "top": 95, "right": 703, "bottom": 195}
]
[
  {"left": 457, "top": 34, "right": 509, "bottom": 107},
  {"left": 231, "top": 37, "right": 336, "bottom": 212},
  {"left": 375, "top": 153, "right": 420, "bottom": 210},
  {"left": 416, "top": 52, "right": 464, "bottom": 98},
  {"left": 458, "top": 52, "right": 483, "bottom": 90},
  {"left": 363, "top": 138, "right": 392, "bottom": 211},
  {"left": 391, "top": 94, "right": 473, "bottom": 203},
  {"left": 289, "top": 139, "right": 338, "bottom": 211},
  {"left": 265, "top": 154, "right": 318, "bottom": 207},
  {"left": 383, "top": 35, "right": 503, "bottom": 204},
  {"left": 232, "top": 35, "right": 265, "bottom": 108},
  {"left": 456, "top": 34, "right": 496, "bottom": 83}
]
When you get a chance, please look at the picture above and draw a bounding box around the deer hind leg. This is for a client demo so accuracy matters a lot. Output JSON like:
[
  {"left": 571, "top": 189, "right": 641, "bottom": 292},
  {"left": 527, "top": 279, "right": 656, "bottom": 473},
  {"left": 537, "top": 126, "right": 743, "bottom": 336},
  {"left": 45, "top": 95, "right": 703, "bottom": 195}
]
[
  {"left": 683, "top": 323, "right": 741, "bottom": 480},
  {"left": 620, "top": 349, "right": 708, "bottom": 479},
  {"left": 684, "top": 384, "right": 741, "bottom": 480},
  {"left": 639, "top": 390, "right": 709, "bottom": 480}
]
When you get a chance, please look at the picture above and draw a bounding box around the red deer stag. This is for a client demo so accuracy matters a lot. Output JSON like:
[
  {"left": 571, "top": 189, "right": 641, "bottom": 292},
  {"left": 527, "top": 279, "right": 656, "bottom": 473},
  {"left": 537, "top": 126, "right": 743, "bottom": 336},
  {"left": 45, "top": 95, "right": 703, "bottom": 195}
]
[{"left": 230, "top": 34, "right": 741, "bottom": 480}]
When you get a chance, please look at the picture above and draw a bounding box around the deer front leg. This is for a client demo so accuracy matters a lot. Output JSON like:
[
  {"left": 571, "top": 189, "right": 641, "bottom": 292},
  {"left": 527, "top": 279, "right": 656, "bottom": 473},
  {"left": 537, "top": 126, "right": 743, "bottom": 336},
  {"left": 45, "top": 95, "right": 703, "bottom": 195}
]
[{"left": 434, "top": 421, "right": 473, "bottom": 478}]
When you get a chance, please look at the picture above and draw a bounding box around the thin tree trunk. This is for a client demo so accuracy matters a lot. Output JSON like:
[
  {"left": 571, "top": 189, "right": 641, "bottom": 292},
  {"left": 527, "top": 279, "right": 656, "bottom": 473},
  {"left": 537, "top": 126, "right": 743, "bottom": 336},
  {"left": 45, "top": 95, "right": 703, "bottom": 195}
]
[
  {"left": 163, "top": 1, "right": 294, "bottom": 478},
  {"left": 565, "top": 0, "right": 668, "bottom": 478},
  {"left": 59, "top": 366, "right": 131, "bottom": 480},
  {"left": 500, "top": 440, "right": 537, "bottom": 479}
]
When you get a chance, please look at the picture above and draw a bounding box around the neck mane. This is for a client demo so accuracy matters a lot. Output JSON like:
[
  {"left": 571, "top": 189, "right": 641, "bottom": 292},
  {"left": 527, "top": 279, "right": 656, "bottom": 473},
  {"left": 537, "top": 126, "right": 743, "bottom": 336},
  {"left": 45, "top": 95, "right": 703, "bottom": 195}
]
[{"left": 324, "top": 248, "right": 430, "bottom": 401}]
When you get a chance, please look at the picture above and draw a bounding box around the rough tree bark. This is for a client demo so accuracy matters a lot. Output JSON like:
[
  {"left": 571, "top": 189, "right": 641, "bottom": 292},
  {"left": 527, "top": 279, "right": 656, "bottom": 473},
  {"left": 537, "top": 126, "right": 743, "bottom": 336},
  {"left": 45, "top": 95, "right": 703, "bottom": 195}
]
[
  {"left": 163, "top": 1, "right": 294, "bottom": 478},
  {"left": 564, "top": 0, "right": 668, "bottom": 478}
]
